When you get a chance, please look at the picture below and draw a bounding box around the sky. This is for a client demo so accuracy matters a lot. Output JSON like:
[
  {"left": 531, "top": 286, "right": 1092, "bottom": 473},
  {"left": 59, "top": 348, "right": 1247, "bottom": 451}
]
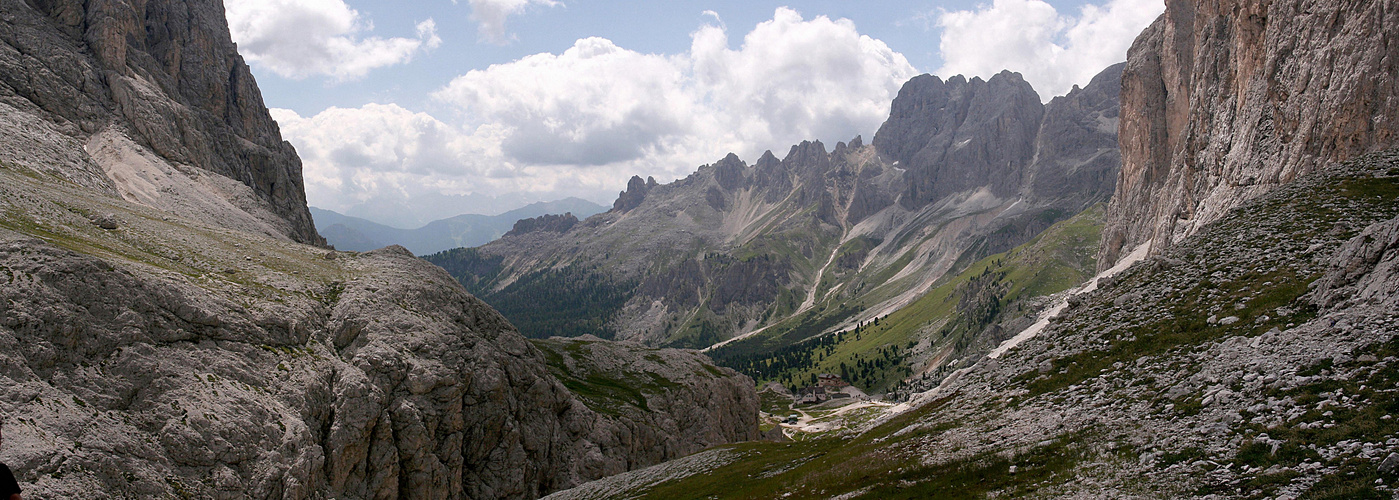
[{"left": 224, "top": 0, "right": 1164, "bottom": 228}]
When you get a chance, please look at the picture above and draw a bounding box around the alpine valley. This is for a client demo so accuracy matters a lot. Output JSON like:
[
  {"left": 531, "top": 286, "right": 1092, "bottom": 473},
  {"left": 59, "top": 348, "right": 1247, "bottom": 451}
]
[
  {"left": 427, "top": 63, "right": 1126, "bottom": 393},
  {"left": 0, "top": 0, "right": 1395, "bottom": 499}
]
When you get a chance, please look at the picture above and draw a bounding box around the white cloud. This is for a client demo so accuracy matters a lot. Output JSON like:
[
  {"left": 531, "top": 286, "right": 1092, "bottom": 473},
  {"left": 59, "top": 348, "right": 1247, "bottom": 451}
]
[
  {"left": 934, "top": 0, "right": 1162, "bottom": 100},
  {"left": 434, "top": 7, "right": 915, "bottom": 168},
  {"left": 281, "top": 8, "right": 917, "bottom": 217},
  {"left": 686, "top": 8, "right": 916, "bottom": 155},
  {"left": 225, "top": 0, "right": 441, "bottom": 80},
  {"left": 273, "top": 104, "right": 645, "bottom": 215},
  {"left": 434, "top": 37, "right": 695, "bottom": 167},
  {"left": 468, "top": 0, "right": 560, "bottom": 44}
]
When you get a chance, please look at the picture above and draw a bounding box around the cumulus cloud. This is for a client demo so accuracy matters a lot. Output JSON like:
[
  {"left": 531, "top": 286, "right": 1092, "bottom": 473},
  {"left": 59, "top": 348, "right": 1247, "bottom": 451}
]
[
  {"left": 468, "top": 0, "right": 560, "bottom": 44},
  {"left": 934, "top": 0, "right": 1162, "bottom": 100},
  {"left": 686, "top": 8, "right": 916, "bottom": 155},
  {"left": 434, "top": 7, "right": 915, "bottom": 168},
  {"left": 225, "top": 0, "right": 441, "bottom": 80},
  {"left": 273, "top": 104, "right": 656, "bottom": 215},
  {"left": 281, "top": 8, "right": 917, "bottom": 217},
  {"left": 272, "top": 105, "right": 497, "bottom": 210},
  {"left": 435, "top": 37, "right": 692, "bottom": 166}
]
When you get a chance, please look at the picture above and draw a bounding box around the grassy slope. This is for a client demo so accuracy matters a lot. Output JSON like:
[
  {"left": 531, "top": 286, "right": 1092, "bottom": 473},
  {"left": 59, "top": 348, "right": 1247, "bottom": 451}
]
[
  {"left": 712, "top": 204, "right": 1104, "bottom": 393},
  {"left": 0, "top": 163, "right": 345, "bottom": 298},
  {"left": 623, "top": 395, "right": 1094, "bottom": 499}
]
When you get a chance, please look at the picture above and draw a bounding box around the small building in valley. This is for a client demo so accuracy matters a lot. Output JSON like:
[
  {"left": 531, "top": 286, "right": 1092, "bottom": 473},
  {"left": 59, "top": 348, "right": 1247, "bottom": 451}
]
[
  {"left": 817, "top": 373, "right": 850, "bottom": 389},
  {"left": 796, "top": 386, "right": 828, "bottom": 405}
]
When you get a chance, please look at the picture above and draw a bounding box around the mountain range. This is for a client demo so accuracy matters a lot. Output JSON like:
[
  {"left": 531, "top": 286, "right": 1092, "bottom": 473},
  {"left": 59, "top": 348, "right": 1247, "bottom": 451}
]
[
  {"left": 544, "top": 0, "right": 1399, "bottom": 497},
  {"left": 311, "top": 198, "right": 608, "bottom": 255},
  {"left": 426, "top": 63, "right": 1125, "bottom": 391},
  {"left": 0, "top": 0, "right": 1396, "bottom": 498}
]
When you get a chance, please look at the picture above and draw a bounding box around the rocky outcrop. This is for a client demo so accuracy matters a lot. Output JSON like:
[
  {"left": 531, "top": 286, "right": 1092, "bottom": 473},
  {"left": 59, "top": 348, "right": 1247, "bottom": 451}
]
[
  {"left": 0, "top": 0, "right": 323, "bottom": 245},
  {"left": 532, "top": 337, "right": 759, "bottom": 475},
  {"left": 1100, "top": 0, "right": 1399, "bottom": 269},
  {"left": 612, "top": 176, "right": 658, "bottom": 213},
  {"left": 506, "top": 213, "right": 581, "bottom": 237},
  {"left": 1310, "top": 212, "right": 1399, "bottom": 311},
  {"left": 0, "top": 161, "right": 759, "bottom": 498}
]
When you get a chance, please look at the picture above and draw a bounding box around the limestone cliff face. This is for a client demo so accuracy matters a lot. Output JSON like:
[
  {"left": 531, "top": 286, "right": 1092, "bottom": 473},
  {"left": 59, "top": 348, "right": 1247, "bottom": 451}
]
[
  {"left": 1100, "top": 0, "right": 1399, "bottom": 268},
  {"left": 1028, "top": 63, "right": 1124, "bottom": 207},
  {"left": 873, "top": 71, "right": 1044, "bottom": 208},
  {"left": 0, "top": 0, "right": 323, "bottom": 245},
  {"left": 873, "top": 66, "right": 1122, "bottom": 213}
]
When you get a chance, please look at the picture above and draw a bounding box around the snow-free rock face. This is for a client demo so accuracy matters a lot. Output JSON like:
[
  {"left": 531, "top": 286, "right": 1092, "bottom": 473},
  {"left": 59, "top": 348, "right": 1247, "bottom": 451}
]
[
  {"left": 873, "top": 71, "right": 1045, "bottom": 208},
  {"left": 1100, "top": 0, "right": 1399, "bottom": 268},
  {"left": 0, "top": 0, "right": 323, "bottom": 245},
  {"left": 1027, "top": 63, "right": 1124, "bottom": 207},
  {"left": 873, "top": 65, "right": 1123, "bottom": 213},
  {"left": 532, "top": 337, "right": 759, "bottom": 475}
]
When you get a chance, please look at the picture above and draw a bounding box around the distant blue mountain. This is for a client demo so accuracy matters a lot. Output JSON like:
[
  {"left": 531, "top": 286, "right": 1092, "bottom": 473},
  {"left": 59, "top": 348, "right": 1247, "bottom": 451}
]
[{"left": 312, "top": 198, "right": 608, "bottom": 255}]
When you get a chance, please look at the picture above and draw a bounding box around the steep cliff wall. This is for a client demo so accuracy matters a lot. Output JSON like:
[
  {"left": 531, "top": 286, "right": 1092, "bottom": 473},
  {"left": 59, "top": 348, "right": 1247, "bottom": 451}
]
[
  {"left": 0, "top": 0, "right": 323, "bottom": 245},
  {"left": 1027, "top": 63, "right": 1124, "bottom": 208},
  {"left": 1100, "top": 0, "right": 1399, "bottom": 268}
]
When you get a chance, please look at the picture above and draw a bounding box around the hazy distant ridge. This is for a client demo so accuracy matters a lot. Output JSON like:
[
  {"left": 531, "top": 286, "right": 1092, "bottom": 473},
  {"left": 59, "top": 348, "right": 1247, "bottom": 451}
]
[{"left": 312, "top": 198, "right": 608, "bottom": 254}]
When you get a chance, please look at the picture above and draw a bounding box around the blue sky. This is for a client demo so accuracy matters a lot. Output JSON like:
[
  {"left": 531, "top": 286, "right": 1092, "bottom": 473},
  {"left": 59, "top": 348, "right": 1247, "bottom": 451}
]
[{"left": 226, "top": 0, "right": 1163, "bottom": 228}]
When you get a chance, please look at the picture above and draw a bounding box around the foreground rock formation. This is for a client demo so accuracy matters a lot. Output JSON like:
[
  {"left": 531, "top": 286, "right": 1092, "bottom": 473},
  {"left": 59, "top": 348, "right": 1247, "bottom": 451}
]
[
  {"left": 0, "top": 0, "right": 322, "bottom": 244},
  {"left": 0, "top": 0, "right": 758, "bottom": 497},
  {"left": 1100, "top": 0, "right": 1399, "bottom": 267},
  {"left": 0, "top": 163, "right": 757, "bottom": 498}
]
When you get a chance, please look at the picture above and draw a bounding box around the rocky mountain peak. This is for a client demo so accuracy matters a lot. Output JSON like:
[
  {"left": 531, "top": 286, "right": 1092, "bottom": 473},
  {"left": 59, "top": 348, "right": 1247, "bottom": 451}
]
[
  {"left": 713, "top": 153, "right": 748, "bottom": 191},
  {"left": 1026, "top": 62, "right": 1124, "bottom": 206},
  {"left": 787, "top": 140, "right": 830, "bottom": 173},
  {"left": 755, "top": 150, "right": 781, "bottom": 167},
  {"left": 753, "top": 149, "right": 791, "bottom": 201},
  {"left": 612, "top": 175, "right": 652, "bottom": 212},
  {"left": 873, "top": 69, "right": 1045, "bottom": 209},
  {"left": 830, "top": 135, "right": 866, "bottom": 169}
]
